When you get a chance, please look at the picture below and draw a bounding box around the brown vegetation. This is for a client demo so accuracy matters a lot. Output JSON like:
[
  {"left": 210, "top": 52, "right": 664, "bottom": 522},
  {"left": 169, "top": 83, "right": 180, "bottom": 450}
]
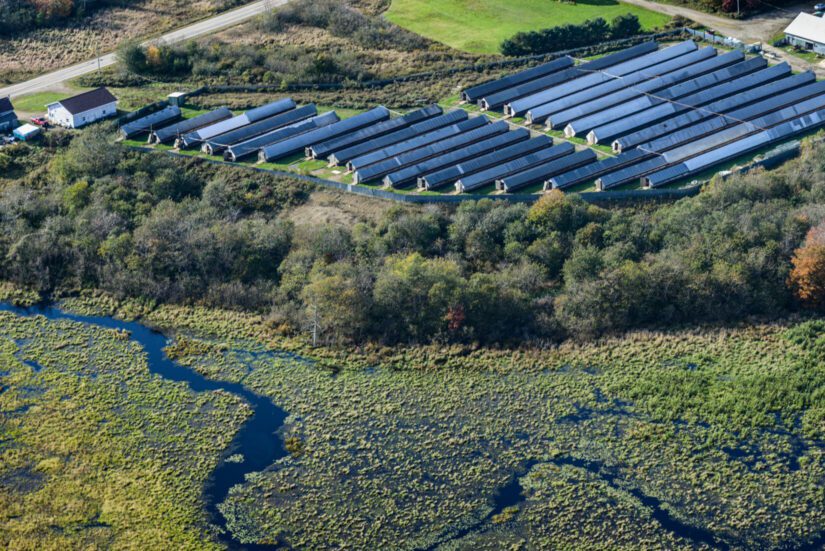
[
  {"left": 0, "top": 0, "right": 242, "bottom": 85},
  {"left": 789, "top": 222, "right": 825, "bottom": 311}
]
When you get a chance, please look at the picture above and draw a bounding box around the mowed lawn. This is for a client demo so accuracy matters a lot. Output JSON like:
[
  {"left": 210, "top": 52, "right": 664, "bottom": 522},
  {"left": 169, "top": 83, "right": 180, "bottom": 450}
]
[
  {"left": 12, "top": 91, "right": 76, "bottom": 115},
  {"left": 384, "top": 0, "right": 672, "bottom": 54}
]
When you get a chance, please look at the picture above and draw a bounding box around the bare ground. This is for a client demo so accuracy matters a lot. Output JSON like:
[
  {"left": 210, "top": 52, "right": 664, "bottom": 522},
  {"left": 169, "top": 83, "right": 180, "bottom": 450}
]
[{"left": 283, "top": 188, "right": 407, "bottom": 228}]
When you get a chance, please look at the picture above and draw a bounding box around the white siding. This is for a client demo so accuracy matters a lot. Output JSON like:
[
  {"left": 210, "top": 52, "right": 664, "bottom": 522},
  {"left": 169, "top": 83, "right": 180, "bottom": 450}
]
[
  {"left": 47, "top": 101, "right": 117, "bottom": 128},
  {"left": 786, "top": 33, "right": 825, "bottom": 55},
  {"left": 47, "top": 104, "right": 74, "bottom": 128}
]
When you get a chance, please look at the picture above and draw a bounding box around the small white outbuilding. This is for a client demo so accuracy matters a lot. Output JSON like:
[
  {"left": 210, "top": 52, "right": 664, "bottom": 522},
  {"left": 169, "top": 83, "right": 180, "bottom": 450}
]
[
  {"left": 47, "top": 87, "right": 118, "bottom": 129},
  {"left": 784, "top": 13, "right": 825, "bottom": 55}
]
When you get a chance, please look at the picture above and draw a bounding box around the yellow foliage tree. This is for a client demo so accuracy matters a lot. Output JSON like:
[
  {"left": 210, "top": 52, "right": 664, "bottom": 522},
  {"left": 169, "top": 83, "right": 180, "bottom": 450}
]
[{"left": 145, "top": 44, "right": 163, "bottom": 68}]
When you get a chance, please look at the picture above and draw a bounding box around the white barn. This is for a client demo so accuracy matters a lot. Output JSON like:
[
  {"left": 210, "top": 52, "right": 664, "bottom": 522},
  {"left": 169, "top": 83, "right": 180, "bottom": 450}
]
[
  {"left": 47, "top": 87, "right": 118, "bottom": 129},
  {"left": 784, "top": 13, "right": 825, "bottom": 55}
]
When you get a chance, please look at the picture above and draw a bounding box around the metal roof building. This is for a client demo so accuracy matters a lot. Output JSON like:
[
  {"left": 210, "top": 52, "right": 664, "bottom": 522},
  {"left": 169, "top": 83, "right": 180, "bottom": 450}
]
[
  {"left": 151, "top": 108, "right": 233, "bottom": 144},
  {"left": 784, "top": 13, "right": 825, "bottom": 55},
  {"left": 224, "top": 111, "right": 339, "bottom": 162},
  {"left": 203, "top": 104, "right": 318, "bottom": 156},
  {"left": 120, "top": 106, "right": 182, "bottom": 139},
  {"left": 177, "top": 98, "right": 296, "bottom": 148}
]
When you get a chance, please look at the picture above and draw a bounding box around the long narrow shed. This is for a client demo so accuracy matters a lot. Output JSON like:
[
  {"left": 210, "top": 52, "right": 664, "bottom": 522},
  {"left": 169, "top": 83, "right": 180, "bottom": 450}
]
[{"left": 203, "top": 104, "right": 318, "bottom": 155}]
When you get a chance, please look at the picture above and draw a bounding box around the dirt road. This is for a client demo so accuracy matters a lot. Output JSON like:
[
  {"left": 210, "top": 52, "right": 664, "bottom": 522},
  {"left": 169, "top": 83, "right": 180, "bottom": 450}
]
[{"left": 622, "top": 0, "right": 825, "bottom": 74}]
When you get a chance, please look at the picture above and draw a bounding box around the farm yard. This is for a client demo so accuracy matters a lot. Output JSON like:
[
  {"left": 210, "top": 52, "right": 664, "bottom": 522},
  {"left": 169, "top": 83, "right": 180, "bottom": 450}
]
[
  {"left": 115, "top": 38, "right": 825, "bottom": 196},
  {"left": 383, "top": 0, "right": 672, "bottom": 53}
]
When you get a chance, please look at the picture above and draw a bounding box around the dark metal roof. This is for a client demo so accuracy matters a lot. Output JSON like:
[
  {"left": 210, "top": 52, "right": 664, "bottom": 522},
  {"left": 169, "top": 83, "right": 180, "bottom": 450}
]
[
  {"left": 549, "top": 148, "right": 649, "bottom": 190},
  {"left": 505, "top": 41, "right": 697, "bottom": 117},
  {"left": 490, "top": 143, "right": 584, "bottom": 191},
  {"left": 540, "top": 48, "right": 736, "bottom": 129},
  {"left": 310, "top": 104, "right": 442, "bottom": 160},
  {"left": 645, "top": 109, "right": 825, "bottom": 188},
  {"left": 204, "top": 104, "right": 317, "bottom": 155},
  {"left": 119, "top": 106, "right": 182, "bottom": 139},
  {"left": 462, "top": 56, "right": 575, "bottom": 103},
  {"left": 567, "top": 57, "right": 768, "bottom": 139},
  {"left": 260, "top": 106, "right": 391, "bottom": 162},
  {"left": 529, "top": 47, "right": 722, "bottom": 126},
  {"left": 179, "top": 98, "right": 297, "bottom": 148},
  {"left": 585, "top": 61, "right": 786, "bottom": 144},
  {"left": 612, "top": 71, "right": 816, "bottom": 152},
  {"left": 455, "top": 138, "right": 559, "bottom": 192},
  {"left": 0, "top": 96, "right": 13, "bottom": 114},
  {"left": 56, "top": 87, "right": 117, "bottom": 115},
  {"left": 422, "top": 134, "right": 551, "bottom": 190},
  {"left": 331, "top": 110, "right": 466, "bottom": 166},
  {"left": 152, "top": 107, "right": 233, "bottom": 143},
  {"left": 347, "top": 112, "right": 483, "bottom": 173},
  {"left": 384, "top": 130, "right": 530, "bottom": 188},
  {"left": 224, "top": 111, "right": 338, "bottom": 161},
  {"left": 353, "top": 118, "right": 502, "bottom": 183}
]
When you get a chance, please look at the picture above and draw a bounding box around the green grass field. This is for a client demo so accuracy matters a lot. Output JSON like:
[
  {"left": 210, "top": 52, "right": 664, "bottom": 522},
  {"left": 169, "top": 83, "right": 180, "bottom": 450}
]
[
  {"left": 12, "top": 91, "right": 81, "bottom": 114},
  {"left": 384, "top": 0, "right": 672, "bottom": 54}
]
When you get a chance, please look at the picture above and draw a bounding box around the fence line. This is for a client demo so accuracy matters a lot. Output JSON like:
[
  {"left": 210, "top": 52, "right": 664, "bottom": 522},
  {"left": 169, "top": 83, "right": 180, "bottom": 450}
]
[{"left": 683, "top": 28, "right": 761, "bottom": 53}]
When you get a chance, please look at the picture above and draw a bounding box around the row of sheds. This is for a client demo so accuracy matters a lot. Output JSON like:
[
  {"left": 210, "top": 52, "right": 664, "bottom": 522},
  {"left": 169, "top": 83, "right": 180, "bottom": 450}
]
[
  {"left": 458, "top": 39, "right": 825, "bottom": 191},
  {"left": 120, "top": 38, "right": 825, "bottom": 193},
  {"left": 122, "top": 97, "right": 573, "bottom": 192}
]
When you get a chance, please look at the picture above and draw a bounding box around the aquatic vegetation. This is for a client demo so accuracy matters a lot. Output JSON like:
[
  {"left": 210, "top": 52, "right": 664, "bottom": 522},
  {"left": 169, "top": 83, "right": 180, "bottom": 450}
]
[
  {"left": 202, "top": 321, "right": 824, "bottom": 549},
  {"left": 3, "top": 292, "right": 824, "bottom": 549},
  {"left": 0, "top": 311, "right": 249, "bottom": 549},
  {"left": 0, "top": 283, "right": 40, "bottom": 307}
]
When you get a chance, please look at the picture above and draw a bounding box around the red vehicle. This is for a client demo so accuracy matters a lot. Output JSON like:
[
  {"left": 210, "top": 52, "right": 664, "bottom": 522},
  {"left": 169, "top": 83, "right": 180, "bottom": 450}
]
[{"left": 30, "top": 116, "right": 50, "bottom": 128}]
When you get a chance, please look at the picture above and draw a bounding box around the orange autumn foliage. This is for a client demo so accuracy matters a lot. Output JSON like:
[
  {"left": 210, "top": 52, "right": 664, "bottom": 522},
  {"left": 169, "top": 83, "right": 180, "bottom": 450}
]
[{"left": 789, "top": 223, "right": 825, "bottom": 311}]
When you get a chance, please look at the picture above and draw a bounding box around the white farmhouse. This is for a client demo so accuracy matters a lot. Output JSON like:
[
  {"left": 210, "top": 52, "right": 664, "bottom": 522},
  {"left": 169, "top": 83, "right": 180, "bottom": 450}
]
[
  {"left": 47, "top": 87, "right": 118, "bottom": 129},
  {"left": 784, "top": 13, "right": 825, "bottom": 55}
]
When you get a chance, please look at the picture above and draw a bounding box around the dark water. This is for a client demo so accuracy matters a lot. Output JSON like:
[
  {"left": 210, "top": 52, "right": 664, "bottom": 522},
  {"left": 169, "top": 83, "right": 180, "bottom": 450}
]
[
  {"left": 0, "top": 302, "right": 287, "bottom": 550},
  {"left": 551, "top": 456, "right": 729, "bottom": 550}
]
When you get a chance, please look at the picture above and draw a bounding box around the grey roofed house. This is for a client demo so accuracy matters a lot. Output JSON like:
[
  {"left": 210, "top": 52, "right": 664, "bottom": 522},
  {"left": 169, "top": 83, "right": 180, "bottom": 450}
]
[
  {"left": 0, "top": 97, "right": 13, "bottom": 115},
  {"left": 0, "top": 96, "right": 17, "bottom": 133}
]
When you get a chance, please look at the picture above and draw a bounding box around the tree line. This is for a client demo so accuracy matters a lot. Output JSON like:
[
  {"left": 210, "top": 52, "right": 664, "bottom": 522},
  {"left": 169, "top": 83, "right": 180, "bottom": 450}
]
[
  {"left": 1, "top": 129, "right": 825, "bottom": 346},
  {"left": 500, "top": 14, "right": 644, "bottom": 56}
]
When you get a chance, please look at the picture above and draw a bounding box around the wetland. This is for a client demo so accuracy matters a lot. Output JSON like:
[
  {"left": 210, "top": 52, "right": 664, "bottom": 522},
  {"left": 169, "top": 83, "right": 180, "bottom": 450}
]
[{"left": 1, "top": 294, "right": 824, "bottom": 549}]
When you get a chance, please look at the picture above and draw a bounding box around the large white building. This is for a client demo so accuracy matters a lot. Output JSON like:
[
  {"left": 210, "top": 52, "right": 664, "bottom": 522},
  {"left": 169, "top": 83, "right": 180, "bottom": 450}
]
[
  {"left": 784, "top": 13, "right": 825, "bottom": 55},
  {"left": 47, "top": 87, "right": 118, "bottom": 129}
]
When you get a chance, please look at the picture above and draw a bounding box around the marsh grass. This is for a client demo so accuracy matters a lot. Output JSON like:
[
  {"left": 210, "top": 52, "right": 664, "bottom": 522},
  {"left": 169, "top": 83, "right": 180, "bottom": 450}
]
[{"left": 39, "top": 290, "right": 825, "bottom": 550}]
